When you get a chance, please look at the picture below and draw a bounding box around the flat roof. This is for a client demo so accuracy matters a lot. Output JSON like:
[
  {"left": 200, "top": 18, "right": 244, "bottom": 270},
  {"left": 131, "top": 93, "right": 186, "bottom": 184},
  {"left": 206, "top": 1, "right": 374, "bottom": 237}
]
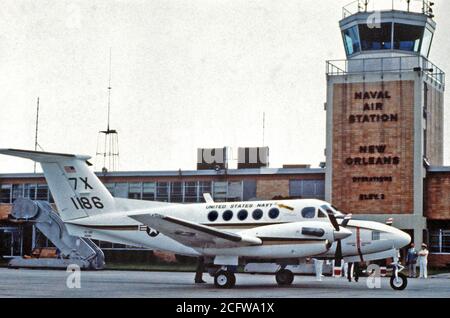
[
  {"left": 428, "top": 166, "right": 450, "bottom": 173},
  {"left": 0, "top": 167, "right": 325, "bottom": 179}
]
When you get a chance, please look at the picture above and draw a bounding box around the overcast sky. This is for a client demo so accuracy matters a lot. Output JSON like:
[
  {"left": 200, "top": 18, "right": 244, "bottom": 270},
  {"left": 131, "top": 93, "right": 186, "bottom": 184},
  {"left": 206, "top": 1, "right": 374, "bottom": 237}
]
[{"left": 1, "top": 0, "right": 449, "bottom": 173}]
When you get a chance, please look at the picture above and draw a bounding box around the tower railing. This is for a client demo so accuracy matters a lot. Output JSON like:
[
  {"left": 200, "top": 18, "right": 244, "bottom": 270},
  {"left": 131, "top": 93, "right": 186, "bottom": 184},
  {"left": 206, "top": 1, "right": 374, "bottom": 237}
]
[
  {"left": 343, "top": 0, "right": 434, "bottom": 19},
  {"left": 326, "top": 55, "right": 445, "bottom": 88}
]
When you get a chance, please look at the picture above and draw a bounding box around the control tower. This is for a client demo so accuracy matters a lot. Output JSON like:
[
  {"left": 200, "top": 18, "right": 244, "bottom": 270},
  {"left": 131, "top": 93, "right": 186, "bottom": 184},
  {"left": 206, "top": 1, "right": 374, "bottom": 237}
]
[{"left": 325, "top": 0, "right": 445, "bottom": 246}]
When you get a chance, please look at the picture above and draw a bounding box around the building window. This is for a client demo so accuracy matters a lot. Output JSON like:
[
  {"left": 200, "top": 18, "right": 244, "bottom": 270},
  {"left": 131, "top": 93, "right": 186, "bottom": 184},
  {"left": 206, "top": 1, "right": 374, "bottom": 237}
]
[
  {"left": 170, "top": 182, "right": 183, "bottom": 203},
  {"left": 12, "top": 184, "right": 24, "bottom": 202},
  {"left": 0, "top": 184, "right": 12, "bottom": 203},
  {"left": 430, "top": 230, "right": 450, "bottom": 254},
  {"left": 184, "top": 182, "right": 198, "bottom": 203},
  {"left": 301, "top": 207, "right": 316, "bottom": 219},
  {"left": 393, "top": 23, "right": 423, "bottom": 52},
  {"left": 268, "top": 208, "right": 280, "bottom": 219},
  {"left": 289, "top": 180, "right": 325, "bottom": 199},
  {"left": 227, "top": 181, "right": 243, "bottom": 202},
  {"left": 213, "top": 181, "right": 227, "bottom": 202},
  {"left": 243, "top": 180, "right": 257, "bottom": 201},
  {"left": 237, "top": 210, "right": 248, "bottom": 221},
  {"left": 359, "top": 22, "right": 392, "bottom": 51},
  {"left": 114, "top": 183, "right": 129, "bottom": 198},
  {"left": 156, "top": 182, "right": 169, "bottom": 202},
  {"left": 142, "top": 182, "right": 156, "bottom": 201},
  {"left": 252, "top": 209, "right": 263, "bottom": 220},
  {"left": 208, "top": 211, "right": 218, "bottom": 222},
  {"left": 24, "top": 184, "right": 37, "bottom": 200},
  {"left": 199, "top": 181, "right": 212, "bottom": 202},
  {"left": 222, "top": 210, "right": 233, "bottom": 221},
  {"left": 342, "top": 25, "right": 361, "bottom": 55},
  {"left": 128, "top": 183, "right": 142, "bottom": 200},
  {"left": 36, "top": 184, "right": 48, "bottom": 201}
]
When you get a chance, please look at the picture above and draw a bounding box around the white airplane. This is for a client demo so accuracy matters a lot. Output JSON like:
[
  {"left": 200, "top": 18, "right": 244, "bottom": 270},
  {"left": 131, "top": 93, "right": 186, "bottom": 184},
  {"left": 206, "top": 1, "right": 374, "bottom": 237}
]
[{"left": 0, "top": 149, "right": 411, "bottom": 290}]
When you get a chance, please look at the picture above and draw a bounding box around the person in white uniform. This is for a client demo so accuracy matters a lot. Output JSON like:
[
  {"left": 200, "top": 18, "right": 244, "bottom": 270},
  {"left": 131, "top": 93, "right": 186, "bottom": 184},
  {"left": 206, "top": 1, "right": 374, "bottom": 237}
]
[
  {"left": 418, "top": 243, "right": 429, "bottom": 279},
  {"left": 314, "top": 258, "right": 324, "bottom": 281}
]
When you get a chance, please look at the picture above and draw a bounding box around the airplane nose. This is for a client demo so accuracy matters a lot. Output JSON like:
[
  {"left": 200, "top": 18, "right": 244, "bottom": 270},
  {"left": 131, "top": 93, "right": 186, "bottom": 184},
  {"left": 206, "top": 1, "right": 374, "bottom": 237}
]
[
  {"left": 334, "top": 227, "right": 352, "bottom": 240},
  {"left": 393, "top": 229, "right": 411, "bottom": 249}
]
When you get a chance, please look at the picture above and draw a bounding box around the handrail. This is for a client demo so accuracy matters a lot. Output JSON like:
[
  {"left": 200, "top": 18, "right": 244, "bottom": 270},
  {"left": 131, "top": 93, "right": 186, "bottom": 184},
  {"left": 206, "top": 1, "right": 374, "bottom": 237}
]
[
  {"left": 342, "top": 0, "right": 432, "bottom": 19},
  {"left": 327, "top": 55, "right": 445, "bottom": 88}
]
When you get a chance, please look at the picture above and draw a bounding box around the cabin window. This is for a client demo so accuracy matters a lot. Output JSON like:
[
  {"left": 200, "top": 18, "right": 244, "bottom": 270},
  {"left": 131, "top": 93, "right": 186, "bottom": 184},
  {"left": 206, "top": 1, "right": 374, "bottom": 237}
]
[
  {"left": 268, "top": 208, "right": 280, "bottom": 219},
  {"left": 208, "top": 211, "right": 218, "bottom": 222},
  {"left": 252, "top": 209, "right": 263, "bottom": 220},
  {"left": 238, "top": 209, "right": 248, "bottom": 221},
  {"left": 301, "top": 207, "right": 316, "bottom": 219},
  {"left": 222, "top": 210, "right": 233, "bottom": 221}
]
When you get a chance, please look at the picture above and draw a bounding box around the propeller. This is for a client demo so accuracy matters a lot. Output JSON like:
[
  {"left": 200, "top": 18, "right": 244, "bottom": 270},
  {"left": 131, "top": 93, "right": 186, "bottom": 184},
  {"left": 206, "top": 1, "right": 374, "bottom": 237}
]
[
  {"left": 325, "top": 211, "right": 352, "bottom": 265},
  {"left": 326, "top": 210, "right": 340, "bottom": 232}
]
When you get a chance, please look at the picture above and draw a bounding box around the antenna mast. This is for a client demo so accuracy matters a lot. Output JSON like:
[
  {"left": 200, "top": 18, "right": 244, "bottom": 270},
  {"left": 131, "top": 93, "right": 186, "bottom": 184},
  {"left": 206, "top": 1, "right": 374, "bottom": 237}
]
[
  {"left": 96, "top": 49, "right": 119, "bottom": 173},
  {"left": 262, "top": 112, "right": 266, "bottom": 146},
  {"left": 34, "top": 97, "right": 40, "bottom": 173}
]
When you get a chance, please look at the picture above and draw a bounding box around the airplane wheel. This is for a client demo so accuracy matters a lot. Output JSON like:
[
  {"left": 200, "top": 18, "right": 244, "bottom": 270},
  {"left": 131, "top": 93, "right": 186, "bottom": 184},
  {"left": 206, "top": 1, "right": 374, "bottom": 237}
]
[
  {"left": 390, "top": 272, "right": 408, "bottom": 291},
  {"left": 275, "top": 269, "right": 294, "bottom": 286},
  {"left": 214, "top": 270, "right": 236, "bottom": 289}
]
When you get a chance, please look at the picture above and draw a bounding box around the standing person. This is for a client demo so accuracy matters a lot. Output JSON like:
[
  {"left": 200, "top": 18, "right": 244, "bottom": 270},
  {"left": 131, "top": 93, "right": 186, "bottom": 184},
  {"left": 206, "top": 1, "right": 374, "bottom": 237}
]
[
  {"left": 194, "top": 256, "right": 206, "bottom": 284},
  {"left": 347, "top": 262, "right": 360, "bottom": 282},
  {"left": 418, "top": 244, "right": 429, "bottom": 279},
  {"left": 314, "top": 258, "right": 324, "bottom": 281},
  {"left": 405, "top": 243, "right": 418, "bottom": 278}
]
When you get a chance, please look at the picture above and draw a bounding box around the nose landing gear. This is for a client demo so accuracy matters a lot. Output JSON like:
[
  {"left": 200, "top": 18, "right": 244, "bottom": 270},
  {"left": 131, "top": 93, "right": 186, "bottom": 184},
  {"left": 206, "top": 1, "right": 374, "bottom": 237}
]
[{"left": 389, "top": 253, "right": 408, "bottom": 291}]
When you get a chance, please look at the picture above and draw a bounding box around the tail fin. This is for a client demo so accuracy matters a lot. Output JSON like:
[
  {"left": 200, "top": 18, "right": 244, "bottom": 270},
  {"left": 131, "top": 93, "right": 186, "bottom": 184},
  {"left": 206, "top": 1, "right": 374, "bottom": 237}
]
[{"left": 0, "top": 149, "right": 116, "bottom": 221}]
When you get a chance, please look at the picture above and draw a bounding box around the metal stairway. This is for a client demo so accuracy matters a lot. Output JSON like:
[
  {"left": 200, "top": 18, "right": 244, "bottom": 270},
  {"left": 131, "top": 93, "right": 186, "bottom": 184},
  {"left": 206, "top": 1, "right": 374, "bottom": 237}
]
[{"left": 8, "top": 198, "right": 105, "bottom": 270}]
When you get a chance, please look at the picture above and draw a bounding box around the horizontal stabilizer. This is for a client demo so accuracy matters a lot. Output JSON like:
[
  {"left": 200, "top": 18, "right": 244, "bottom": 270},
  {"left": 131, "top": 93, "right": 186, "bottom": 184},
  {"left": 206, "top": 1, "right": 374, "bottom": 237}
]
[{"left": 0, "top": 149, "right": 90, "bottom": 162}]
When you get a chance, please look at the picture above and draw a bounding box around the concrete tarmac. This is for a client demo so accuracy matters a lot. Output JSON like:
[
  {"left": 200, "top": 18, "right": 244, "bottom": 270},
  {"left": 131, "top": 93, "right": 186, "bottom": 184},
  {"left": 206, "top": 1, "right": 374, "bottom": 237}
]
[{"left": 0, "top": 268, "right": 449, "bottom": 298}]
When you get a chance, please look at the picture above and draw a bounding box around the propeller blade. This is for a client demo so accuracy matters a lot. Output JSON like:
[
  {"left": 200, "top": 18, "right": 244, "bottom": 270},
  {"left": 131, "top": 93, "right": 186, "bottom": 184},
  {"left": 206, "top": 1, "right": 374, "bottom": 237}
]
[
  {"left": 326, "top": 210, "right": 340, "bottom": 231},
  {"left": 341, "top": 214, "right": 352, "bottom": 227},
  {"left": 335, "top": 240, "right": 343, "bottom": 265}
]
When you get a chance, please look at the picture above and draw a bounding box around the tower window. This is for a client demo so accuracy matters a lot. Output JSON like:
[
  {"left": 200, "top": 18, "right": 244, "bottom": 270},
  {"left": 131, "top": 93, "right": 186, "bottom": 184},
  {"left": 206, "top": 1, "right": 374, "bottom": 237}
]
[
  {"left": 342, "top": 25, "right": 361, "bottom": 55},
  {"left": 359, "top": 22, "right": 392, "bottom": 51},
  {"left": 394, "top": 23, "right": 423, "bottom": 52}
]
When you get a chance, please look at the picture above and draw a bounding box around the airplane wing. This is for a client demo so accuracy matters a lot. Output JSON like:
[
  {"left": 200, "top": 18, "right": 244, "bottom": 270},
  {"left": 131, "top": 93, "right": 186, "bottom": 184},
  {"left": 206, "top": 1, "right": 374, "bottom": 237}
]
[{"left": 129, "top": 213, "right": 262, "bottom": 248}]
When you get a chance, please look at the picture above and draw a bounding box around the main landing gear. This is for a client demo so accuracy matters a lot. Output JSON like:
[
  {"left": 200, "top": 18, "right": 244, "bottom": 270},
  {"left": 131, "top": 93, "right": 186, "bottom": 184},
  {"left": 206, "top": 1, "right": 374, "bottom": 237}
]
[
  {"left": 275, "top": 269, "right": 294, "bottom": 286},
  {"left": 214, "top": 269, "right": 236, "bottom": 289}
]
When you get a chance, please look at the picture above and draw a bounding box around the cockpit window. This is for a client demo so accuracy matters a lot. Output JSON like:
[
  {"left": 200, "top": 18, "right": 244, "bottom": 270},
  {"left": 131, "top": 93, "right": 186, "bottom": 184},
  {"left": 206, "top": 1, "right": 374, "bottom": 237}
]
[
  {"left": 301, "top": 207, "right": 316, "bottom": 219},
  {"left": 321, "top": 204, "right": 344, "bottom": 217},
  {"left": 318, "top": 209, "right": 328, "bottom": 218}
]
